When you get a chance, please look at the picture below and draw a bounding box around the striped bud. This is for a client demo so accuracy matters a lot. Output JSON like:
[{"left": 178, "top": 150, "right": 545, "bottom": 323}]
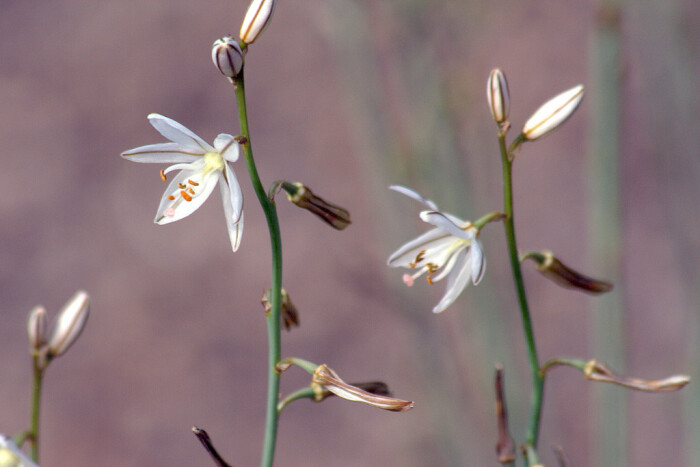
[
  {"left": 27, "top": 305, "right": 48, "bottom": 351},
  {"left": 487, "top": 69, "right": 510, "bottom": 123},
  {"left": 522, "top": 85, "right": 584, "bottom": 140},
  {"left": 239, "top": 0, "right": 277, "bottom": 45},
  {"left": 46, "top": 290, "right": 90, "bottom": 358},
  {"left": 212, "top": 36, "right": 244, "bottom": 81}
]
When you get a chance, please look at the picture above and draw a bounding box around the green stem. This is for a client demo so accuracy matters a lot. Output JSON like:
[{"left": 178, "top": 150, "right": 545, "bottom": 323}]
[
  {"left": 30, "top": 356, "right": 44, "bottom": 462},
  {"left": 498, "top": 133, "right": 544, "bottom": 455},
  {"left": 233, "top": 70, "right": 283, "bottom": 467}
]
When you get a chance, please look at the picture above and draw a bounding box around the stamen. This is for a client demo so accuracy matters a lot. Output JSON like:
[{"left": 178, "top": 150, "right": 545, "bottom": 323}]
[
  {"left": 415, "top": 250, "right": 426, "bottom": 263},
  {"left": 160, "top": 169, "right": 167, "bottom": 181},
  {"left": 180, "top": 190, "right": 193, "bottom": 202},
  {"left": 167, "top": 195, "right": 175, "bottom": 200},
  {"left": 426, "top": 276, "right": 434, "bottom": 285},
  {"left": 427, "top": 263, "right": 439, "bottom": 274},
  {"left": 178, "top": 183, "right": 187, "bottom": 189},
  {"left": 188, "top": 179, "right": 200, "bottom": 186}
]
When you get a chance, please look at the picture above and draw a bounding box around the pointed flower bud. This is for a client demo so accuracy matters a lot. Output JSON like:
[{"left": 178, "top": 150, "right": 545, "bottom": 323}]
[
  {"left": 239, "top": 0, "right": 277, "bottom": 45},
  {"left": 584, "top": 360, "right": 690, "bottom": 392},
  {"left": 522, "top": 250, "right": 613, "bottom": 294},
  {"left": 487, "top": 69, "right": 510, "bottom": 124},
  {"left": 522, "top": 85, "right": 584, "bottom": 140},
  {"left": 311, "top": 364, "right": 413, "bottom": 412},
  {"left": 212, "top": 36, "right": 244, "bottom": 81},
  {"left": 46, "top": 290, "right": 90, "bottom": 358},
  {"left": 27, "top": 305, "right": 48, "bottom": 351},
  {"left": 281, "top": 182, "right": 351, "bottom": 230}
]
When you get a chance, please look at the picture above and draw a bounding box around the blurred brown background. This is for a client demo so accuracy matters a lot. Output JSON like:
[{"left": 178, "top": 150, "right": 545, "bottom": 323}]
[{"left": 1, "top": 0, "right": 699, "bottom": 465}]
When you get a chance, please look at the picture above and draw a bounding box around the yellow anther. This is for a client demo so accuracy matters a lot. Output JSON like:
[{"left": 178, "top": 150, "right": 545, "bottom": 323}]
[
  {"left": 188, "top": 187, "right": 195, "bottom": 195},
  {"left": 188, "top": 179, "right": 199, "bottom": 186},
  {"left": 426, "top": 276, "right": 434, "bottom": 285},
  {"left": 167, "top": 195, "right": 175, "bottom": 200},
  {"left": 178, "top": 183, "right": 186, "bottom": 189},
  {"left": 160, "top": 169, "right": 167, "bottom": 181},
  {"left": 180, "top": 191, "right": 193, "bottom": 202}
]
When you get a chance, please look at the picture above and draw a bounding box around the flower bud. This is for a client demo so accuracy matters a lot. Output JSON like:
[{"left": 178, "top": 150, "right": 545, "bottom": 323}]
[
  {"left": 584, "top": 360, "right": 690, "bottom": 392},
  {"left": 487, "top": 69, "right": 510, "bottom": 124},
  {"left": 27, "top": 305, "right": 48, "bottom": 351},
  {"left": 522, "top": 250, "right": 613, "bottom": 294},
  {"left": 282, "top": 182, "right": 351, "bottom": 230},
  {"left": 522, "top": 84, "right": 584, "bottom": 140},
  {"left": 212, "top": 36, "right": 244, "bottom": 81},
  {"left": 239, "top": 0, "right": 277, "bottom": 45},
  {"left": 311, "top": 364, "right": 413, "bottom": 412},
  {"left": 46, "top": 290, "right": 90, "bottom": 358}
]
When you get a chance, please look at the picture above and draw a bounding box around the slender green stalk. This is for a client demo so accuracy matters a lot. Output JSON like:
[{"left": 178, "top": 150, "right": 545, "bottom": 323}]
[
  {"left": 233, "top": 70, "right": 284, "bottom": 467},
  {"left": 498, "top": 134, "right": 544, "bottom": 456},
  {"left": 29, "top": 357, "right": 44, "bottom": 462}
]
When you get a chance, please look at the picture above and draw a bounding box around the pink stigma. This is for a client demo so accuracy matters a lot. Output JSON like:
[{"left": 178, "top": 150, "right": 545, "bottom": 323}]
[
  {"left": 402, "top": 274, "right": 414, "bottom": 287},
  {"left": 164, "top": 208, "right": 176, "bottom": 218}
]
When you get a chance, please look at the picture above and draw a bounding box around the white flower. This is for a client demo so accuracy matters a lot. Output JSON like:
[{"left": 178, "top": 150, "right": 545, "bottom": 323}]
[
  {"left": 121, "top": 114, "right": 244, "bottom": 252},
  {"left": 0, "top": 435, "right": 37, "bottom": 467},
  {"left": 387, "top": 186, "right": 485, "bottom": 313}
]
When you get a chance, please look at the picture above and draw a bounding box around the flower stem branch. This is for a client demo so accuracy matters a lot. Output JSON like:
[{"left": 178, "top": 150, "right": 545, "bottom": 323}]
[
  {"left": 233, "top": 70, "right": 283, "bottom": 467},
  {"left": 498, "top": 133, "right": 544, "bottom": 459}
]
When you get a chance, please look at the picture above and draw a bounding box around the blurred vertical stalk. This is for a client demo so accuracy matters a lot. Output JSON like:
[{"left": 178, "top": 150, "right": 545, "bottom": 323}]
[
  {"left": 625, "top": 1, "right": 699, "bottom": 463},
  {"left": 587, "top": 1, "right": 627, "bottom": 466},
  {"left": 318, "top": 1, "right": 508, "bottom": 464}
]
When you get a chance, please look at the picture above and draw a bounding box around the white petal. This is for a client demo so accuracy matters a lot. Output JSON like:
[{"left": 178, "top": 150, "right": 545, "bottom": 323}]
[
  {"left": 214, "top": 134, "right": 241, "bottom": 162},
  {"left": 430, "top": 246, "right": 465, "bottom": 282},
  {"left": 147, "top": 113, "right": 213, "bottom": 153},
  {"left": 121, "top": 142, "right": 201, "bottom": 163},
  {"left": 387, "top": 227, "right": 452, "bottom": 267},
  {"left": 432, "top": 249, "right": 472, "bottom": 313},
  {"left": 154, "top": 168, "right": 220, "bottom": 224},
  {"left": 420, "top": 211, "right": 473, "bottom": 240},
  {"left": 470, "top": 239, "right": 485, "bottom": 284},
  {"left": 389, "top": 185, "right": 439, "bottom": 210},
  {"left": 220, "top": 162, "right": 244, "bottom": 251}
]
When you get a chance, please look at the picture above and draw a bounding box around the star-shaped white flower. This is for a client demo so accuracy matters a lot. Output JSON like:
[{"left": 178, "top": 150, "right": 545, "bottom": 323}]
[
  {"left": 121, "top": 114, "right": 244, "bottom": 251},
  {"left": 387, "top": 185, "right": 485, "bottom": 313}
]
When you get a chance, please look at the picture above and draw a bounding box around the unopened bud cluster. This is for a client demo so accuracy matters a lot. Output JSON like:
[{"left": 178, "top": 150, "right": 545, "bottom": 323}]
[
  {"left": 486, "top": 68, "right": 584, "bottom": 143},
  {"left": 27, "top": 290, "right": 90, "bottom": 367}
]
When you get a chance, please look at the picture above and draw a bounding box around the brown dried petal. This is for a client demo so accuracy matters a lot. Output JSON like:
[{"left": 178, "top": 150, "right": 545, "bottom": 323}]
[
  {"left": 312, "top": 364, "right": 413, "bottom": 412},
  {"left": 584, "top": 360, "right": 690, "bottom": 392}
]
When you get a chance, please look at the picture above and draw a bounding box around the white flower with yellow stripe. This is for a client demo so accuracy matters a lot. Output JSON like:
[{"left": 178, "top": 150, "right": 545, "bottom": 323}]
[
  {"left": 387, "top": 186, "right": 485, "bottom": 313},
  {"left": 121, "top": 114, "right": 244, "bottom": 251}
]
